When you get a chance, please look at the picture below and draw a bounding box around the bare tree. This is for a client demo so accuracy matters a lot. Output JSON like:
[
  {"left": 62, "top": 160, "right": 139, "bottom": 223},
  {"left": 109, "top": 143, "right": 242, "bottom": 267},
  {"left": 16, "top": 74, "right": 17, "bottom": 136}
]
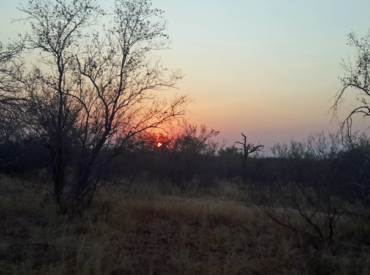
[
  {"left": 235, "top": 133, "right": 263, "bottom": 178},
  {"left": 332, "top": 30, "right": 370, "bottom": 136},
  {"left": 5, "top": 0, "right": 189, "bottom": 213}
]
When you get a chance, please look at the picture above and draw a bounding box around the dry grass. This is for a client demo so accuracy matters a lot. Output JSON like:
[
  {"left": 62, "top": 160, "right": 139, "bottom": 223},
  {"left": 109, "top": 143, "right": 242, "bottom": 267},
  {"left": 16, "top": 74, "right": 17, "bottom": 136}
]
[{"left": 0, "top": 174, "right": 370, "bottom": 275}]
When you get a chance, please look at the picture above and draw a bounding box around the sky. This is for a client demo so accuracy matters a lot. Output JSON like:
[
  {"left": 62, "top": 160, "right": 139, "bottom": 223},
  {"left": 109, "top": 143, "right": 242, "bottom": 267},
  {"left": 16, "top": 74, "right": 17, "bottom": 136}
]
[{"left": 1, "top": 0, "right": 370, "bottom": 148}]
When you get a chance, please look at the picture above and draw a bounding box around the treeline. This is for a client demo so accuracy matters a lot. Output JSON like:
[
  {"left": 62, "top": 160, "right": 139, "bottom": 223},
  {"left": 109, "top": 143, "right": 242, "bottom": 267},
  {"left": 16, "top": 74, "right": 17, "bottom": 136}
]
[
  {"left": 2, "top": 121, "right": 370, "bottom": 200},
  {"left": 115, "top": 131, "right": 370, "bottom": 199}
]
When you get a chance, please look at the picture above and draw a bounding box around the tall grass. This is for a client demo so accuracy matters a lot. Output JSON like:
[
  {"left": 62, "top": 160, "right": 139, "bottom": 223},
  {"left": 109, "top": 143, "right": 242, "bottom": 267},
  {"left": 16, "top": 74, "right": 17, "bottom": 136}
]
[{"left": 1, "top": 174, "right": 370, "bottom": 274}]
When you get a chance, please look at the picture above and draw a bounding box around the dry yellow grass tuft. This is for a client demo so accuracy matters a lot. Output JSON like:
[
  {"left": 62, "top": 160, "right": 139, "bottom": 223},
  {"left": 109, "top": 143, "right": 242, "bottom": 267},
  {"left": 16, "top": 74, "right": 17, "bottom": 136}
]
[{"left": 0, "top": 175, "right": 370, "bottom": 274}]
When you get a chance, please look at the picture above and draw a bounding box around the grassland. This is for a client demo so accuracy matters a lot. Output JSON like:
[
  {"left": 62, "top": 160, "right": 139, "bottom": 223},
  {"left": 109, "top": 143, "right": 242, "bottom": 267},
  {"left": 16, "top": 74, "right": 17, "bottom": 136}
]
[{"left": 0, "top": 175, "right": 370, "bottom": 275}]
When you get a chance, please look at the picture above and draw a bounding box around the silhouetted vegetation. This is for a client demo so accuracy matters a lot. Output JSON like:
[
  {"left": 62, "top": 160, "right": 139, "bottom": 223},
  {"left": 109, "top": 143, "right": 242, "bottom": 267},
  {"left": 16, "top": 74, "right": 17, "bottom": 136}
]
[
  {"left": 0, "top": 0, "right": 190, "bottom": 213},
  {"left": 93, "top": 131, "right": 370, "bottom": 198}
]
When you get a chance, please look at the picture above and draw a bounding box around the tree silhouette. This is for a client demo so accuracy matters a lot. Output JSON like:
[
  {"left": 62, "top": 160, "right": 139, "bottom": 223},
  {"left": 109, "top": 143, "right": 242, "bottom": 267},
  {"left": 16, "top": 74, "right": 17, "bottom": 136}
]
[
  {"left": 0, "top": 0, "right": 190, "bottom": 213},
  {"left": 236, "top": 133, "right": 263, "bottom": 178},
  {"left": 332, "top": 30, "right": 370, "bottom": 136}
]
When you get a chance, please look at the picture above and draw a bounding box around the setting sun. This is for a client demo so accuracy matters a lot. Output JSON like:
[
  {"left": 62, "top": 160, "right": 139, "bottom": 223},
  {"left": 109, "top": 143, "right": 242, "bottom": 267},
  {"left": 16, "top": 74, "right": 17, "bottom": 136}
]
[{"left": 156, "top": 142, "right": 163, "bottom": 148}]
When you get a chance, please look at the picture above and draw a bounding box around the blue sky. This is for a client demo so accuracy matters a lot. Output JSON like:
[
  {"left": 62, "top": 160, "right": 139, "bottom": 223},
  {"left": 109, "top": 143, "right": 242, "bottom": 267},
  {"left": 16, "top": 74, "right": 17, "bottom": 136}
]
[{"left": 1, "top": 0, "right": 370, "bottom": 147}]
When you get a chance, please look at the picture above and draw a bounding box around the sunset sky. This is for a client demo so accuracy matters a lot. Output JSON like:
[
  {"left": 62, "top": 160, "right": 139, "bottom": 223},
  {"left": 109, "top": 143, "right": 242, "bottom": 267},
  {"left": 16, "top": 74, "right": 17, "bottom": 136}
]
[{"left": 1, "top": 0, "right": 370, "bottom": 148}]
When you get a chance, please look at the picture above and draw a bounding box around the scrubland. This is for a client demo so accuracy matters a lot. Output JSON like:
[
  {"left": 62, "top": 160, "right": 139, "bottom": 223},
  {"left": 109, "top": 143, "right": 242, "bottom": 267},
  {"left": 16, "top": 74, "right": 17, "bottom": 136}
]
[{"left": 1, "top": 174, "right": 370, "bottom": 275}]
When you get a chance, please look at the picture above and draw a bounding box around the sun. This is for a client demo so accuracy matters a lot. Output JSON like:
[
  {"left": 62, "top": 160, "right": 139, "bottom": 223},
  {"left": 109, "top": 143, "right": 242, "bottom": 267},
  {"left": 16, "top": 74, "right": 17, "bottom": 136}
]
[{"left": 156, "top": 142, "right": 163, "bottom": 148}]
